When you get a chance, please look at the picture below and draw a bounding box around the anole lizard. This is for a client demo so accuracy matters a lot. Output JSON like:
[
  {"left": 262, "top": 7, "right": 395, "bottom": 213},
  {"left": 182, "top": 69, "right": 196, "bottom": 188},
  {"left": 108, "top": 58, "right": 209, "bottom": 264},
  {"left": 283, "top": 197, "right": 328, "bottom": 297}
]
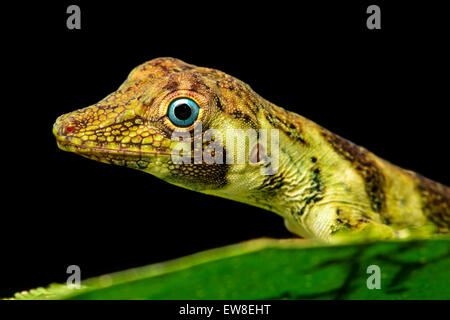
[{"left": 53, "top": 58, "right": 449, "bottom": 243}]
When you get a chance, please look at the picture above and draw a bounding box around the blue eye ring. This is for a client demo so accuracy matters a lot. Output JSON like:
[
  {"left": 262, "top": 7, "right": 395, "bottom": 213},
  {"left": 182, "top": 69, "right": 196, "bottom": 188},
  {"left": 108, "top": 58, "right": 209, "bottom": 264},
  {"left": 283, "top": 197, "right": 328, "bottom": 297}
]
[{"left": 167, "top": 97, "right": 199, "bottom": 127}]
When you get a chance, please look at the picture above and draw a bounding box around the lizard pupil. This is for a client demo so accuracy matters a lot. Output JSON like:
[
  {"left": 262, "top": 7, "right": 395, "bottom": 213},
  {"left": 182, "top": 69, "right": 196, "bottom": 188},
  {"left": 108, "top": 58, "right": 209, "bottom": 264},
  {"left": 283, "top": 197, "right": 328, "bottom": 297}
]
[
  {"left": 174, "top": 103, "right": 192, "bottom": 120},
  {"left": 168, "top": 97, "right": 199, "bottom": 127}
]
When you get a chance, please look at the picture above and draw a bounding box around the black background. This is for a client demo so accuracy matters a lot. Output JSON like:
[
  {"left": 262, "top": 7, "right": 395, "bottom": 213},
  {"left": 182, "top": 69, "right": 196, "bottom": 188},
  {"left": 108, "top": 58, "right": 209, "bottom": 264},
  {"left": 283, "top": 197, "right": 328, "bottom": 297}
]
[{"left": 1, "top": 1, "right": 448, "bottom": 298}]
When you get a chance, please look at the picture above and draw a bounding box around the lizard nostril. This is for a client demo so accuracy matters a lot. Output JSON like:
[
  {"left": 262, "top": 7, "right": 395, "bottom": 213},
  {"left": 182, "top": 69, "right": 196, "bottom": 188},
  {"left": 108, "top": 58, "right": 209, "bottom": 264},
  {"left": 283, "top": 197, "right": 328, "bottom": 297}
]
[{"left": 65, "top": 126, "right": 74, "bottom": 134}]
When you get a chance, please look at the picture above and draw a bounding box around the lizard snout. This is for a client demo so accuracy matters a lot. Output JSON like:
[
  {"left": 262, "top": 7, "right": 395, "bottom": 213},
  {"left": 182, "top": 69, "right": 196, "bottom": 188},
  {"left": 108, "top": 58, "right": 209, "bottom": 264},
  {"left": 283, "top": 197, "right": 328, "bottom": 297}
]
[{"left": 53, "top": 115, "right": 71, "bottom": 139}]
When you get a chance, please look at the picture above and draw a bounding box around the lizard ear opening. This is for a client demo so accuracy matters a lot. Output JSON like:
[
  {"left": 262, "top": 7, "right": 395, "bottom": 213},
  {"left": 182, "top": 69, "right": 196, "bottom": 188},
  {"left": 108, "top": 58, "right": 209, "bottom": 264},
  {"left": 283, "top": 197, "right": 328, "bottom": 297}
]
[{"left": 249, "top": 143, "right": 267, "bottom": 164}]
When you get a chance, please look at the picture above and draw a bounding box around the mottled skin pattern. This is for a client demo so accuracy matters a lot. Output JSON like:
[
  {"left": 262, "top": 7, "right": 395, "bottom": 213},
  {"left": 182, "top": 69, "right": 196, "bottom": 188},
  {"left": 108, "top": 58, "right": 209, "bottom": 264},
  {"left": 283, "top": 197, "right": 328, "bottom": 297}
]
[{"left": 53, "top": 57, "right": 450, "bottom": 243}]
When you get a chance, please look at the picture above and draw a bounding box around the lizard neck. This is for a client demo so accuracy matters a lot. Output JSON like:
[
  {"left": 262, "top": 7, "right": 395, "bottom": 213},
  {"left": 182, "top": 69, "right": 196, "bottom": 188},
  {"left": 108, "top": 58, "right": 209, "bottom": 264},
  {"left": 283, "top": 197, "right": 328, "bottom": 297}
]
[
  {"left": 254, "top": 110, "right": 333, "bottom": 226},
  {"left": 253, "top": 102, "right": 450, "bottom": 238}
]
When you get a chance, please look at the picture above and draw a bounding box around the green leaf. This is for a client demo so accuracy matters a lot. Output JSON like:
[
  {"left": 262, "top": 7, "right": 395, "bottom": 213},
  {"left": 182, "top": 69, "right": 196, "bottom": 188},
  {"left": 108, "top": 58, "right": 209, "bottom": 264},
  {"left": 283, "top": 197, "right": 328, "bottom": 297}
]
[{"left": 8, "top": 238, "right": 450, "bottom": 300}]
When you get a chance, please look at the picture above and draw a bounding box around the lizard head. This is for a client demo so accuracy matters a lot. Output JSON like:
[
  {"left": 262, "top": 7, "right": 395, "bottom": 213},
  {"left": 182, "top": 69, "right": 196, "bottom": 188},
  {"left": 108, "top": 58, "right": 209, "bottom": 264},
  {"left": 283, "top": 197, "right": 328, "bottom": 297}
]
[{"left": 53, "top": 57, "right": 279, "bottom": 202}]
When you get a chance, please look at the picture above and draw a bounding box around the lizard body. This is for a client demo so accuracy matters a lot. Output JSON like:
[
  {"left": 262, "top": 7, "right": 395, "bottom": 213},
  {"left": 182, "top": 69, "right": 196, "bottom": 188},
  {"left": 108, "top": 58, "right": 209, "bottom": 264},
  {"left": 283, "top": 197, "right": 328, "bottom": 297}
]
[{"left": 53, "top": 57, "right": 450, "bottom": 242}]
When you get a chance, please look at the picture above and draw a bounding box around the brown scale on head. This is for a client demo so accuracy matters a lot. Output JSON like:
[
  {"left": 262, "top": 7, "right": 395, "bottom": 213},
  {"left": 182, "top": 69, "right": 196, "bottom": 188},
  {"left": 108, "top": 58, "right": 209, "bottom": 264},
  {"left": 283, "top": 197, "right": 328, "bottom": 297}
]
[{"left": 53, "top": 57, "right": 265, "bottom": 191}]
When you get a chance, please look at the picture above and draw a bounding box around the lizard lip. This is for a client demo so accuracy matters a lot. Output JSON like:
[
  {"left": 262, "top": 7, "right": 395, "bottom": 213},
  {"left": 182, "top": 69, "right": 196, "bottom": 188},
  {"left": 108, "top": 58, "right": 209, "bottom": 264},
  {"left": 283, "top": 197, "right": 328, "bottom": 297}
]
[
  {"left": 53, "top": 121, "right": 171, "bottom": 157},
  {"left": 56, "top": 139, "right": 171, "bottom": 158},
  {"left": 53, "top": 126, "right": 171, "bottom": 158}
]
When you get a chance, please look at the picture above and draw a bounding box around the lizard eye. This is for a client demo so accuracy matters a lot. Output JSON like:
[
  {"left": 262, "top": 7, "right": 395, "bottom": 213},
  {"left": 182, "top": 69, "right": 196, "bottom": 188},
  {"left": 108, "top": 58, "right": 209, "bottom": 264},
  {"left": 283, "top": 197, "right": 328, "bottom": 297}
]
[{"left": 167, "top": 97, "right": 199, "bottom": 127}]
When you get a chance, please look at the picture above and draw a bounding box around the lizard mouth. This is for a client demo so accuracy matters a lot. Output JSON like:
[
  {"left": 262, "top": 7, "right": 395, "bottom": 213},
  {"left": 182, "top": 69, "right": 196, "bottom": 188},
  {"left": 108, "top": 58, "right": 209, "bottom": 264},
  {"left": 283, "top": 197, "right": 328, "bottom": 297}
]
[
  {"left": 53, "top": 124, "right": 172, "bottom": 167},
  {"left": 56, "top": 140, "right": 171, "bottom": 156}
]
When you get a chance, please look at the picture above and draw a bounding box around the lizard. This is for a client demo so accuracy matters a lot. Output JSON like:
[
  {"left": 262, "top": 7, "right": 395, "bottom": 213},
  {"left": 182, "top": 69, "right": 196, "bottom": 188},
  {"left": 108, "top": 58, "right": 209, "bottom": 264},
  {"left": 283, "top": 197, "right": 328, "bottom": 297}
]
[{"left": 53, "top": 57, "right": 450, "bottom": 243}]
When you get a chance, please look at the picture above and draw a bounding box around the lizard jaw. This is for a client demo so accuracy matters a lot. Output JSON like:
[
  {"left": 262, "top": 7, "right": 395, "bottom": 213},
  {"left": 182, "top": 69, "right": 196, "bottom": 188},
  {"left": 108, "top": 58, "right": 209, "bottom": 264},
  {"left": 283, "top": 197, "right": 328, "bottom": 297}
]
[{"left": 52, "top": 120, "right": 172, "bottom": 169}]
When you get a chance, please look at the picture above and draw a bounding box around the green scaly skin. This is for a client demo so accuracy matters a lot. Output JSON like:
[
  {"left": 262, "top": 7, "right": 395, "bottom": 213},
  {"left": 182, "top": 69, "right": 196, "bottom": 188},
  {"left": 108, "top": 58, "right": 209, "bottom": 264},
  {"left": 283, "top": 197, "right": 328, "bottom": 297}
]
[{"left": 53, "top": 58, "right": 450, "bottom": 243}]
